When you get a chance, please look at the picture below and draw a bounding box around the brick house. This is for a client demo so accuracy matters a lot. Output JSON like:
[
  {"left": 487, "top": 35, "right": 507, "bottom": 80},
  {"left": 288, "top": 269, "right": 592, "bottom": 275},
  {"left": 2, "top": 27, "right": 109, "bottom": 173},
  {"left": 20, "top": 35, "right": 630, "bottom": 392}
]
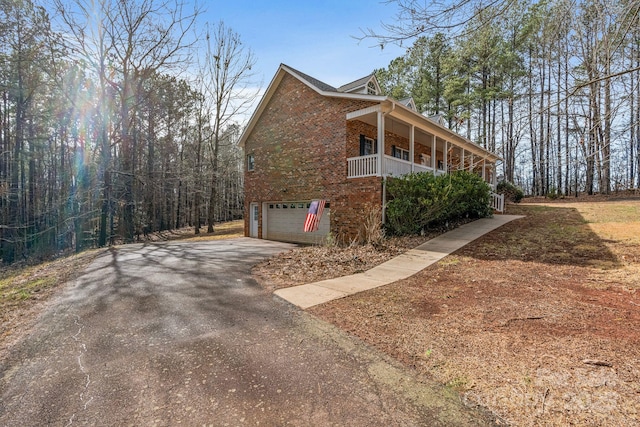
[{"left": 239, "top": 64, "right": 502, "bottom": 244}]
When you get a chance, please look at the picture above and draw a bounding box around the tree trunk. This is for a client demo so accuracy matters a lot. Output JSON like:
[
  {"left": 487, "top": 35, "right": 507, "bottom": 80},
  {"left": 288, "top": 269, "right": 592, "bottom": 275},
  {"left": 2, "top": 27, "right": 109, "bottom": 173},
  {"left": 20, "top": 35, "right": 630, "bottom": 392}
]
[
  {"left": 538, "top": 55, "right": 546, "bottom": 196},
  {"left": 207, "top": 132, "right": 219, "bottom": 233},
  {"left": 120, "top": 74, "right": 136, "bottom": 243},
  {"left": 602, "top": 54, "right": 611, "bottom": 194},
  {"left": 528, "top": 46, "right": 537, "bottom": 196},
  {"left": 556, "top": 43, "right": 563, "bottom": 194},
  {"left": 630, "top": 43, "right": 636, "bottom": 188}
]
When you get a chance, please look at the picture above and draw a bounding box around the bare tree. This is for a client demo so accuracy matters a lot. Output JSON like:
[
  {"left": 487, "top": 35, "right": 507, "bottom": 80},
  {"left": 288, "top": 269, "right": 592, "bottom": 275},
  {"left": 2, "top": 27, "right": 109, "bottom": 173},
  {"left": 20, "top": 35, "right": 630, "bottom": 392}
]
[
  {"left": 0, "top": 0, "right": 54, "bottom": 262},
  {"left": 360, "top": 0, "right": 510, "bottom": 46},
  {"left": 53, "top": 0, "right": 115, "bottom": 246},
  {"left": 107, "top": 0, "right": 199, "bottom": 241},
  {"left": 198, "top": 21, "right": 257, "bottom": 233}
]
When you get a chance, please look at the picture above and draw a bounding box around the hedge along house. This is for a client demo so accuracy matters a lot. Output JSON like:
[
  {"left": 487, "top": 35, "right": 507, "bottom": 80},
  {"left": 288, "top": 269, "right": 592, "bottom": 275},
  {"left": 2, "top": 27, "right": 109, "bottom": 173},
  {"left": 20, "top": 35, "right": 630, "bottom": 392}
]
[{"left": 239, "top": 64, "right": 502, "bottom": 244}]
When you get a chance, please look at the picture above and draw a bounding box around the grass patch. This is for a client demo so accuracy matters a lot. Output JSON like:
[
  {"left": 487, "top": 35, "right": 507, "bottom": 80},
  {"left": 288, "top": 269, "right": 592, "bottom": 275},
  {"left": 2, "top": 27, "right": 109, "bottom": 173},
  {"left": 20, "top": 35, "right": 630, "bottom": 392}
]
[
  {"left": 447, "top": 376, "right": 471, "bottom": 392},
  {"left": 177, "top": 220, "right": 244, "bottom": 241},
  {"left": 0, "top": 250, "right": 102, "bottom": 311},
  {"left": 438, "top": 256, "right": 462, "bottom": 267},
  {"left": 576, "top": 202, "right": 640, "bottom": 224},
  {"left": 5, "top": 277, "right": 57, "bottom": 301},
  {"left": 486, "top": 204, "right": 621, "bottom": 268}
]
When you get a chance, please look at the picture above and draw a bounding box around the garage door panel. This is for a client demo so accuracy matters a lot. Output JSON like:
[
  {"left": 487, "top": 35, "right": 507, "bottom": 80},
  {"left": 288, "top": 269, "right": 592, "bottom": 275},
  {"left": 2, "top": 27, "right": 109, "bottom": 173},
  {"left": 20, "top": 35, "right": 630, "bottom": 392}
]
[{"left": 266, "top": 202, "right": 330, "bottom": 244}]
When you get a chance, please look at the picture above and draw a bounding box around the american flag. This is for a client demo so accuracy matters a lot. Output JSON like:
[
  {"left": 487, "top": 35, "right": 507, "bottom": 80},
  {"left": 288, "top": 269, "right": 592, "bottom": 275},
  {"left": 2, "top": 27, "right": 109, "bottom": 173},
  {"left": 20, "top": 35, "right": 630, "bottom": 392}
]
[{"left": 303, "top": 200, "right": 326, "bottom": 232}]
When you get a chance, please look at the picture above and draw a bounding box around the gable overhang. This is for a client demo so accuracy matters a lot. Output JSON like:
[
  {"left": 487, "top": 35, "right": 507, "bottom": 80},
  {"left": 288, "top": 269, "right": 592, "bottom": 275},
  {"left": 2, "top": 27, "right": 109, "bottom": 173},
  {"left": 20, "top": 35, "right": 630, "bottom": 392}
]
[{"left": 238, "top": 64, "right": 386, "bottom": 148}]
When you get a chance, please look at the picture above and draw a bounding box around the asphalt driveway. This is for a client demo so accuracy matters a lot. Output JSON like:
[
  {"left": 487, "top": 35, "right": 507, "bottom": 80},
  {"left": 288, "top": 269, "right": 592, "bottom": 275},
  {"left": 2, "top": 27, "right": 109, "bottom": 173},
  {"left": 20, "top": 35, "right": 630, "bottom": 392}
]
[{"left": 0, "top": 237, "right": 494, "bottom": 426}]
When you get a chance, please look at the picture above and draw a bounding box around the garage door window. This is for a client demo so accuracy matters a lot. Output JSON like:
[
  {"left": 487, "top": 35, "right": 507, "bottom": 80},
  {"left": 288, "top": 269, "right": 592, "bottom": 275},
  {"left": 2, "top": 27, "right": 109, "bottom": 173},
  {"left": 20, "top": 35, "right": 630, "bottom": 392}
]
[{"left": 269, "top": 202, "right": 330, "bottom": 209}]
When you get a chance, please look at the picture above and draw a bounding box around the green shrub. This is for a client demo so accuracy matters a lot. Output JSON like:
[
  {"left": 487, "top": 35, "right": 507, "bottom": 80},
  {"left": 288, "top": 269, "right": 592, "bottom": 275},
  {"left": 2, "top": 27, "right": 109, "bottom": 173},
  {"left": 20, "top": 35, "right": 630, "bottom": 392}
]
[
  {"left": 496, "top": 180, "right": 524, "bottom": 203},
  {"left": 385, "top": 171, "right": 492, "bottom": 235}
]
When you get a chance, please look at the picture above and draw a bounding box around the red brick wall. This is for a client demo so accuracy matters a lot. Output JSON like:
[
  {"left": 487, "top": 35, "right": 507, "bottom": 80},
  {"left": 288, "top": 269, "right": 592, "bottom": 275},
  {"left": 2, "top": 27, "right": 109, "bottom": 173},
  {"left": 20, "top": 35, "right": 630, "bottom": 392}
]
[
  {"left": 243, "top": 73, "right": 381, "bottom": 242},
  {"left": 346, "top": 120, "right": 411, "bottom": 158}
]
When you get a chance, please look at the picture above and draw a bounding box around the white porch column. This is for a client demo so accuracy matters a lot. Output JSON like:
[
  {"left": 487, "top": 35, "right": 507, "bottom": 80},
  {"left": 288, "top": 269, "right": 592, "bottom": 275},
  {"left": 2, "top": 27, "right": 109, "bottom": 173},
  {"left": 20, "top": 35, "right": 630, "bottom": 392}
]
[
  {"left": 461, "top": 148, "right": 465, "bottom": 172},
  {"left": 377, "top": 111, "right": 384, "bottom": 176},
  {"left": 377, "top": 110, "right": 384, "bottom": 176},
  {"left": 469, "top": 153, "right": 474, "bottom": 172},
  {"left": 482, "top": 159, "right": 486, "bottom": 181},
  {"left": 493, "top": 163, "right": 497, "bottom": 187},
  {"left": 409, "top": 125, "right": 415, "bottom": 172},
  {"left": 443, "top": 141, "right": 448, "bottom": 173},
  {"left": 431, "top": 135, "right": 436, "bottom": 171}
]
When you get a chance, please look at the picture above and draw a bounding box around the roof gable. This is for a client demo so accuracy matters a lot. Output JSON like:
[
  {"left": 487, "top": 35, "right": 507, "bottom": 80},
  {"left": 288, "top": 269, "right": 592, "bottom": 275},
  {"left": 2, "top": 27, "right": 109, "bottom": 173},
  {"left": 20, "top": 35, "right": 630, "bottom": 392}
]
[
  {"left": 399, "top": 97, "right": 417, "bottom": 111},
  {"left": 238, "top": 64, "right": 385, "bottom": 148},
  {"left": 337, "top": 74, "right": 381, "bottom": 95},
  {"left": 427, "top": 114, "right": 447, "bottom": 126}
]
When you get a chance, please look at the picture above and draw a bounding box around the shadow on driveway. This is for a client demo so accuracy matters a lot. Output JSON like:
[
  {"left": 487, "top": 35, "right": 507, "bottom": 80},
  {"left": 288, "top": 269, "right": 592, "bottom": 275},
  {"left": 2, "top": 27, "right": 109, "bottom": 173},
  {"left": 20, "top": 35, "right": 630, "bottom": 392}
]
[{"left": 0, "top": 238, "right": 497, "bottom": 426}]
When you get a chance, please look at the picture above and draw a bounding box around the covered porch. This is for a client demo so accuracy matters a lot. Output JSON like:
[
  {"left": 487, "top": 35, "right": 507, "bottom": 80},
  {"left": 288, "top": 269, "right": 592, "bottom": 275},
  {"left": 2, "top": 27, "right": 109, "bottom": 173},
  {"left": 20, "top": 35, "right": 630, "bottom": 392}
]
[{"left": 345, "top": 103, "right": 499, "bottom": 189}]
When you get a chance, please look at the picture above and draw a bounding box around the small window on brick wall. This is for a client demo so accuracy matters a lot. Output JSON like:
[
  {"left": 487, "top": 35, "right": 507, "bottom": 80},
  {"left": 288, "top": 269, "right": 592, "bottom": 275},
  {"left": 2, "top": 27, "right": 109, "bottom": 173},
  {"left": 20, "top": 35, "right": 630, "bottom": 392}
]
[
  {"left": 247, "top": 154, "right": 255, "bottom": 171},
  {"left": 359, "top": 135, "right": 377, "bottom": 156},
  {"left": 391, "top": 145, "right": 409, "bottom": 161}
]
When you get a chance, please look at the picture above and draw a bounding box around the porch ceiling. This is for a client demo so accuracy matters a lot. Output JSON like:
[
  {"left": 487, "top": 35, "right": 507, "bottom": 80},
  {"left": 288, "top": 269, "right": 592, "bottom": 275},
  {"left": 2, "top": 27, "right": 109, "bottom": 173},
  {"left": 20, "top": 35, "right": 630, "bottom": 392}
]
[
  {"left": 351, "top": 111, "right": 437, "bottom": 147},
  {"left": 346, "top": 101, "right": 502, "bottom": 162}
]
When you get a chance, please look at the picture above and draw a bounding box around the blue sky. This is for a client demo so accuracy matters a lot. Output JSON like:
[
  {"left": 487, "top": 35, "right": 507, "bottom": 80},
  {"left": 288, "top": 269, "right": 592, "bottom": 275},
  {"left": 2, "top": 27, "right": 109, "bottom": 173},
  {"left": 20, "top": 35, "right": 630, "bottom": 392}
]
[{"left": 200, "top": 0, "right": 407, "bottom": 88}]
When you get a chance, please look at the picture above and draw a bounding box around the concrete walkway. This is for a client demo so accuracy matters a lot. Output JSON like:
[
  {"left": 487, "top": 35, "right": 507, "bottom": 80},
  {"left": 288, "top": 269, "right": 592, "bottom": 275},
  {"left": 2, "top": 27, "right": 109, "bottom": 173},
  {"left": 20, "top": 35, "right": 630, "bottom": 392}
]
[{"left": 275, "top": 215, "right": 524, "bottom": 309}]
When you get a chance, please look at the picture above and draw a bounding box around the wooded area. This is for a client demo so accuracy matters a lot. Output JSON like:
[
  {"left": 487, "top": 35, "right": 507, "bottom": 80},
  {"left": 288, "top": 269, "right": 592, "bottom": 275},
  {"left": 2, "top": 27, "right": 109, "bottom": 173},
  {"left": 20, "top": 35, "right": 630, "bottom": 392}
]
[
  {"left": 0, "top": 0, "right": 252, "bottom": 264},
  {"left": 2, "top": 0, "right": 639, "bottom": 265},
  {"left": 373, "top": 0, "right": 640, "bottom": 197}
]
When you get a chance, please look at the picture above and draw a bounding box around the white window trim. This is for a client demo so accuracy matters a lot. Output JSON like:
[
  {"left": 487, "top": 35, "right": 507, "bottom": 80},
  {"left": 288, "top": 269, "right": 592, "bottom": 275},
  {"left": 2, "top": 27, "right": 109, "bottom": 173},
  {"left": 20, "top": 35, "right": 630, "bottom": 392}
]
[
  {"left": 367, "top": 81, "right": 377, "bottom": 95},
  {"left": 364, "top": 136, "right": 376, "bottom": 155},
  {"left": 394, "top": 147, "right": 410, "bottom": 161}
]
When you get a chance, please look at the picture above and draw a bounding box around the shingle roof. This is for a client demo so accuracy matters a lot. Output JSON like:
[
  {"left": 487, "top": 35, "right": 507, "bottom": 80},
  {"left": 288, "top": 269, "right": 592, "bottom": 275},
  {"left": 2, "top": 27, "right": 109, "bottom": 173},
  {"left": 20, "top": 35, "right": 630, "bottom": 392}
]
[
  {"left": 283, "top": 64, "right": 338, "bottom": 92},
  {"left": 427, "top": 114, "right": 446, "bottom": 126},
  {"left": 337, "top": 75, "right": 373, "bottom": 93},
  {"left": 398, "top": 97, "right": 415, "bottom": 109},
  {"left": 239, "top": 64, "right": 501, "bottom": 161}
]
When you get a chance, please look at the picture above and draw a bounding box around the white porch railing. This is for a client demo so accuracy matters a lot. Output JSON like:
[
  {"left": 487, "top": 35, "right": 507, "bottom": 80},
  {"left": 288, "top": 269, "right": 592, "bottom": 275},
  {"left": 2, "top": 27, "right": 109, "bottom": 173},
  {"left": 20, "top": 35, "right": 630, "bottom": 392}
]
[
  {"left": 347, "top": 154, "right": 378, "bottom": 178},
  {"left": 491, "top": 192, "right": 505, "bottom": 213},
  {"left": 348, "top": 154, "right": 438, "bottom": 179},
  {"left": 347, "top": 154, "right": 481, "bottom": 181},
  {"left": 383, "top": 155, "right": 435, "bottom": 176}
]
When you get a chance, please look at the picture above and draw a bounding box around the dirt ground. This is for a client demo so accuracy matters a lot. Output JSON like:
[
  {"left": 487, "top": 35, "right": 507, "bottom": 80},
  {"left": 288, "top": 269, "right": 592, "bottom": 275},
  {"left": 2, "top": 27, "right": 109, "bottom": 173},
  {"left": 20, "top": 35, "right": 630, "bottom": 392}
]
[
  {"left": 4, "top": 206, "right": 640, "bottom": 425},
  {"left": 255, "top": 197, "right": 640, "bottom": 426}
]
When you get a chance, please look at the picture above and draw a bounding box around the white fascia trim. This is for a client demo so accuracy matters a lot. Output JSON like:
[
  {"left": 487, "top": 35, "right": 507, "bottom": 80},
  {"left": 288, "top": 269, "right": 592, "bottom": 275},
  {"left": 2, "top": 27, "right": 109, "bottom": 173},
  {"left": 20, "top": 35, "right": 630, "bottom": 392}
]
[
  {"left": 324, "top": 92, "right": 387, "bottom": 102},
  {"left": 346, "top": 105, "right": 383, "bottom": 120}
]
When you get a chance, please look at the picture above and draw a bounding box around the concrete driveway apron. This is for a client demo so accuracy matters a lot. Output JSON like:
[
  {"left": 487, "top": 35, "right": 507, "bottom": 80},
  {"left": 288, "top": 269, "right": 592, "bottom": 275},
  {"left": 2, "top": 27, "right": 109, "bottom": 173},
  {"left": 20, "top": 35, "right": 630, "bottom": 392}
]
[{"left": 0, "top": 237, "right": 495, "bottom": 426}]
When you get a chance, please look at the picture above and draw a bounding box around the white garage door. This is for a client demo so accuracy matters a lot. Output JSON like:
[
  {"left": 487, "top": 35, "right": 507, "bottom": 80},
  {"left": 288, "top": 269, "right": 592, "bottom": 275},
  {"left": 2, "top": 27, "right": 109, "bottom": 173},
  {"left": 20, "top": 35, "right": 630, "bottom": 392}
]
[{"left": 265, "top": 201, "right": 330, "bottom": 244}]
